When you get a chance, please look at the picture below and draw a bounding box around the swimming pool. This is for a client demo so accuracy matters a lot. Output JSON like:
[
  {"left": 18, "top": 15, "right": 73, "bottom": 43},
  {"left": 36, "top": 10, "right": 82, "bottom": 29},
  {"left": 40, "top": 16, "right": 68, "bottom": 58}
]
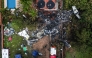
[{"left": 7, "top": 0, "right": 16, "bottom": 9}]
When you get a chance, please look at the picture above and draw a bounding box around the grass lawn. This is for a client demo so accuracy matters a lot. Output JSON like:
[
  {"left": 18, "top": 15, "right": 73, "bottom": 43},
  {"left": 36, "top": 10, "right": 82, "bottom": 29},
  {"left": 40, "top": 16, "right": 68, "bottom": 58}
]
[{"left": 3, "top": 18, "right": 36, "bottom": 58}]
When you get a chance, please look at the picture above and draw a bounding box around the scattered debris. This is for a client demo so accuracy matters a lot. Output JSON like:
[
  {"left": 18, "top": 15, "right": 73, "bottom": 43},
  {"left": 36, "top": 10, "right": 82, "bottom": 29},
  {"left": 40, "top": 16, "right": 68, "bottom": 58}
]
[
  {"left": 8, "top": 36, "right": 12, "bottom": 41},
  {"left": 18, "top": 29, "right": 30, "bottom": 40},
  {"left": 15, "top": 54, "right": 22, "bottom": 58},
  {"left": 72, "top": 6, "right": 81, "bottom": 19},
  {"left": 4, "top": 27, "right": 14, "bottom": 36}
]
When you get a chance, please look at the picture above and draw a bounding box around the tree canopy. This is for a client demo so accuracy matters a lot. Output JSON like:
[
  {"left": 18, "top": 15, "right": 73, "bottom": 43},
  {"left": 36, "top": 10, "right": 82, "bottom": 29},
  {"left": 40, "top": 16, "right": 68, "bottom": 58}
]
[
  {"left": 20, "top": 0, "right": 37, "bottom": 21},
  {"left": 64, "top": 0, "right": 92, "bottom": 51}
]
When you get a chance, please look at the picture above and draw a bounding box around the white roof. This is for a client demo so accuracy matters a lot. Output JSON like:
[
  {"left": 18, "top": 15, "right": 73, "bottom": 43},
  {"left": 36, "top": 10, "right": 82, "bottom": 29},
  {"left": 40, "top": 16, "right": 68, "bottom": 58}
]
[
  {"left": 18, "top": 30, "right": 29, "bottom": 40},
  {"left": 2, "top": 49, "right": 9, "bottom": 58},
  {"left": 50, "top": 47, "right": 56, "bottom": 55}
]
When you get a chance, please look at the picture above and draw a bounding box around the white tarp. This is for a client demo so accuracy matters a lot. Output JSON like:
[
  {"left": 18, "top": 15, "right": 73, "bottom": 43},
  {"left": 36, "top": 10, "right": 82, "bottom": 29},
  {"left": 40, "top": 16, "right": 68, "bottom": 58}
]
[
  {"left": 2, "top": 49, "right": 9, "bottom": 58},
  {"left": 18, "top": 30, "right": 29, "bottom": 40}
]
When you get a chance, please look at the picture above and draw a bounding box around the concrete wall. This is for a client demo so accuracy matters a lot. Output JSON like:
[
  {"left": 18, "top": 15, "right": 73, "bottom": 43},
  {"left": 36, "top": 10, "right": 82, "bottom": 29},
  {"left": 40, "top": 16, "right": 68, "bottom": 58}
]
[{"left": 4, "top": 0, "right": 7, "bottom": 8}]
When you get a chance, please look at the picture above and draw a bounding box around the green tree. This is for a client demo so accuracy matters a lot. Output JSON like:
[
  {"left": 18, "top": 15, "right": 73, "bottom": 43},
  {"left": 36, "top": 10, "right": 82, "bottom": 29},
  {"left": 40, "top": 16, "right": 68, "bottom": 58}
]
[
  {"left": 64, "top": 1, "right": 92, "bottom": 57},
  {"left": 20, "top": 0, "right": 37, "bottom": 22}
]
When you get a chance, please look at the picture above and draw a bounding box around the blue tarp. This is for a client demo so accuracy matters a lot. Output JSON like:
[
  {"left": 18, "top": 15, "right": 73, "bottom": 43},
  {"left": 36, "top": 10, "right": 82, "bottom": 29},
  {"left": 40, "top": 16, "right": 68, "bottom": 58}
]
[
  {"left": 15, "top": 54, "right": 21, "bottom": 58},
  {"left": 32, "top": 50, "right": 39, "bottom": 57},
  {"left": 7, "top": 0, "right": 16, "bottom": 9}
]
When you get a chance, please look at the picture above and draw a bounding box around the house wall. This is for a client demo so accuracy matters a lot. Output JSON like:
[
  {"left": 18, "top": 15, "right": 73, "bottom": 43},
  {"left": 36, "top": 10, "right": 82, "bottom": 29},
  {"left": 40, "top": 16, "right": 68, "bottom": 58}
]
[
  {"left": 4, "top": 0, "right": 7, "bottom": 8},
  {"left": 0, "top": 0, "right": 4, "bottom": 56},
  {"left": 1, "top": 25, "right": 4, "bottom": 48}
]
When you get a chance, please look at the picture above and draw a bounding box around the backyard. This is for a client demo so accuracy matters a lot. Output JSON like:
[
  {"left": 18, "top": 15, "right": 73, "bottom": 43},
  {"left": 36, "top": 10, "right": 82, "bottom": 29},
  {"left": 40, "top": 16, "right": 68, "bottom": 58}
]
[
  {"left": 3, "top": 16, "right": 37, "bottom": 58},
  {"left": 1, "top": 0, "right": 38, "bottom": 58}
]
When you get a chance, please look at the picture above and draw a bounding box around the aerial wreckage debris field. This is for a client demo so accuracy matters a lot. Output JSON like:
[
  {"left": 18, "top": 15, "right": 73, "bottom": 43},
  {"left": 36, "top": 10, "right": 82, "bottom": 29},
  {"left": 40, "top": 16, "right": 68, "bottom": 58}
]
[
  {"left": 30, "top": 6, "right": 80, "bottom": 58},
  {"left": 30, "top": 0, "right": 80, "bottom": 58},
  {"left": 1, "top": 0, "right": 81, "bottom": 58}
]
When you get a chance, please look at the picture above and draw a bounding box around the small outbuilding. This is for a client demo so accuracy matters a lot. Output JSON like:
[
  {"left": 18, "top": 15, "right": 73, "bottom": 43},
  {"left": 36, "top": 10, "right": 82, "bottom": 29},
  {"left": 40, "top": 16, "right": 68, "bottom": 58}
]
[{"left": 2, "top": 49, "right": 9, "bottom": 58}]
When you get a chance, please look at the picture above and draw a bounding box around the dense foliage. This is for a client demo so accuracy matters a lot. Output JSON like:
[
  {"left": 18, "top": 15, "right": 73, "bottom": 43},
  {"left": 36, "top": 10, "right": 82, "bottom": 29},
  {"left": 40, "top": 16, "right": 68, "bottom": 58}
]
[
  {"left": 20, "top": 0, "right": 38, "bottom": 21},
  {"left": 64, "top": 0, "right": 92, "bottom": 54}
]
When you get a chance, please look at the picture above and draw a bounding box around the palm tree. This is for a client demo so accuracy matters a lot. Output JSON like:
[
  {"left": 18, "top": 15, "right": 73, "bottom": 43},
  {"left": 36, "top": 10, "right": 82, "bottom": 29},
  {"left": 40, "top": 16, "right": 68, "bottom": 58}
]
[
  {"left": 29, "top": 8, "right": 37, "bottom": 21},
  {"left": 20, "top": 0, "right": 38, "bottom": 22}
]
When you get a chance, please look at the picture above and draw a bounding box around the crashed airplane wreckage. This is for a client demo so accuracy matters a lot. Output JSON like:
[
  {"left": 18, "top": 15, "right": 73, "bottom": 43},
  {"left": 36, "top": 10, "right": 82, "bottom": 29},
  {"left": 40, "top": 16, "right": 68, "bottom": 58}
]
[{"left": 18, "top": 6, "right": 80, "bottom": 48}]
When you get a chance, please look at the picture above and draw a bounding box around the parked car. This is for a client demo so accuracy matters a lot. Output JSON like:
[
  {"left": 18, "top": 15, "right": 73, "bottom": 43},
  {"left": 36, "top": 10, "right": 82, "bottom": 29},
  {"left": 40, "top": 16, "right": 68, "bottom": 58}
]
[{"left": 50, "top": 46, "right": 56, "bottom": 58}]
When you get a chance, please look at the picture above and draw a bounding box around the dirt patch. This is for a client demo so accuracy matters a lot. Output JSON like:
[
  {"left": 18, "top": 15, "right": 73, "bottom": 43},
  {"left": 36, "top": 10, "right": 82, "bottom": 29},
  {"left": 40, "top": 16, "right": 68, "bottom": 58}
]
[{"left": 32, "top": 35, "right": 50, "bottom": 58}]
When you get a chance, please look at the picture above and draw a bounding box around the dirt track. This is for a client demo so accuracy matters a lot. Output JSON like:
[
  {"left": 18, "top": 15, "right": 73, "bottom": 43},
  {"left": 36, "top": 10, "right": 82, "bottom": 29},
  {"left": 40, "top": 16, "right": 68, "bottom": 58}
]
[{"left": 32, "top": 35, "right": 50, "bottom": 58}]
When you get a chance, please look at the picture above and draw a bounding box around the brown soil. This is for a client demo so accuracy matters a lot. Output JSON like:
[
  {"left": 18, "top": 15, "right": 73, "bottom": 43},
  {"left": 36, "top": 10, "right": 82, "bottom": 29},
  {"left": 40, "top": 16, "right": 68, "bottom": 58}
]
[{"left": 32, "top": 35, "right": 50, "bottom": 58}]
